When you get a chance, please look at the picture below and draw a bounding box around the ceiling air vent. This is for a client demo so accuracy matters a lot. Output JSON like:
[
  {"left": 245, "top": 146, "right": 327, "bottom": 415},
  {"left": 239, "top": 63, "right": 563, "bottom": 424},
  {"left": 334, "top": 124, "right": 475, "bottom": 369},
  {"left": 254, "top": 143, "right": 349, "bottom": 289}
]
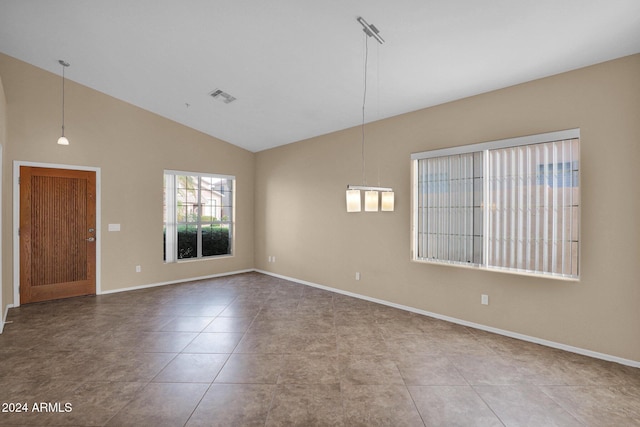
[{"left": 209, "top": 88, "right": 236, "bottom": 104}]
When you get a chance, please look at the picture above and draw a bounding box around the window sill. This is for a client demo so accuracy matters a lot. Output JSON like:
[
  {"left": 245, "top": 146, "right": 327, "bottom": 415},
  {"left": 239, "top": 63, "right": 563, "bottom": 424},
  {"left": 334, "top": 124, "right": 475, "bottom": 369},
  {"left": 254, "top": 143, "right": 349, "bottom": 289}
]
[
  {"left": 164, "top": 254, "right": 234, "bottom": 264},
  {"left": 411, "top": 258, "right": 580, "bottom": 282}
]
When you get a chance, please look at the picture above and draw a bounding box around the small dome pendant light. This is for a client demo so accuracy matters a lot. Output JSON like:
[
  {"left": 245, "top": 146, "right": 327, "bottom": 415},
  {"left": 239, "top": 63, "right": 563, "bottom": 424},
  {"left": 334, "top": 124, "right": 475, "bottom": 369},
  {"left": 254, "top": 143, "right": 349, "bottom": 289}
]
[{"left": 57, "top": 60, "right": 70, "bottom": 145}]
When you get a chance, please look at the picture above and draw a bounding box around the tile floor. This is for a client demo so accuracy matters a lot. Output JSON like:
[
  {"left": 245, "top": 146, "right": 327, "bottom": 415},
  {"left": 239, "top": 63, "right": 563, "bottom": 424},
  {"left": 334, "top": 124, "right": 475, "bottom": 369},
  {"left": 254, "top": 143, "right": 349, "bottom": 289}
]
[{"left": 0, "top": 272, "right": 639, "bottom": 426}]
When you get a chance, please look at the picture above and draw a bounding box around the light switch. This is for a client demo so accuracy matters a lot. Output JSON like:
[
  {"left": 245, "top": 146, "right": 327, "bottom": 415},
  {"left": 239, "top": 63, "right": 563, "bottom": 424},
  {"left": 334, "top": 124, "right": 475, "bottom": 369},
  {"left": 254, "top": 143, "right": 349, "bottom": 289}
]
[{"left": 108, "top": 223, "right": 121, "bottom": 232}]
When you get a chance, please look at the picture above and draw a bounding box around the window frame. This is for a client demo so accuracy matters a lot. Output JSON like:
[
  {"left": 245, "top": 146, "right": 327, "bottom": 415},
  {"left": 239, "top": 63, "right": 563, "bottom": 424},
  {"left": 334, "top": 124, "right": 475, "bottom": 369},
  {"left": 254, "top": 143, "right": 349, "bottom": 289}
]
[
  {"left": 411, "top": 129, "right": 580, "bottom": 280},
  {"left": 164, "top": 170, "right": 235, "bottom": 263}
]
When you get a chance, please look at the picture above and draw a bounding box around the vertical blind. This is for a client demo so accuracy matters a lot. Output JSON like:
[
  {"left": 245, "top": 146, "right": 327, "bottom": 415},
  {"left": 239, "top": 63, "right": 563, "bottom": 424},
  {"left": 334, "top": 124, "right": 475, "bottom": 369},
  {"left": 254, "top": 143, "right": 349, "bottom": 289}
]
[
  {"left": 416, "top": 152, "right": 483, "bottom": 265},
  {"left": 413, "top": 130, "right": 580, "bottom": 279},
  {"left": 487, "top": 139, "right": 579, "bottom": 277}
]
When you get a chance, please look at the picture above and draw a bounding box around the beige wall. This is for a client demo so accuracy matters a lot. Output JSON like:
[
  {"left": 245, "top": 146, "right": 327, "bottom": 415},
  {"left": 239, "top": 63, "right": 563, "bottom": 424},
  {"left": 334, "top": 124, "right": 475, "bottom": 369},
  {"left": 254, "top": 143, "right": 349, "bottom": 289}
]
[
  {"left": 0, "top": 74, "right": 7, "bottom": 321},
  {"left": 0, "top": 53, "right": 255, "bottom": 303},
  {"left": 255, "top": 54, "right": 640, "bottom": 362}
]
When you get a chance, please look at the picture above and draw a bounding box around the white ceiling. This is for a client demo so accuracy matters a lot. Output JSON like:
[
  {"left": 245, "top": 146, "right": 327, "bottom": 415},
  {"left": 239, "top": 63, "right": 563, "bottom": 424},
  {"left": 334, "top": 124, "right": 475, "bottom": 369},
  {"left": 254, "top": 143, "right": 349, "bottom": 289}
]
[{"left": 1, "top": 1, "right": 639, "bottom": 152}]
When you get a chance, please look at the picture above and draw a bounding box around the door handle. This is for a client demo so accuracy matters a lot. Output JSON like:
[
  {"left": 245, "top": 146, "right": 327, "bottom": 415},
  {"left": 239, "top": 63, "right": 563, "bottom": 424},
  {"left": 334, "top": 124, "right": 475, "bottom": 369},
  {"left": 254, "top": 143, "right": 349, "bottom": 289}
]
[{"left": 86, "top": 237, "right": 95, "bottom": 242}]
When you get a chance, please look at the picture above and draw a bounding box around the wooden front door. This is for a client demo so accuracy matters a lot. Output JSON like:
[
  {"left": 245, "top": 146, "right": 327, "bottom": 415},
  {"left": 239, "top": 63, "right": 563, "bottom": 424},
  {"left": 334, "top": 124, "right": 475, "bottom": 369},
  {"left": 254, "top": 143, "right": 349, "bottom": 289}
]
[{"left": 20, "top": 166, "right": 96, "bottom": 304}]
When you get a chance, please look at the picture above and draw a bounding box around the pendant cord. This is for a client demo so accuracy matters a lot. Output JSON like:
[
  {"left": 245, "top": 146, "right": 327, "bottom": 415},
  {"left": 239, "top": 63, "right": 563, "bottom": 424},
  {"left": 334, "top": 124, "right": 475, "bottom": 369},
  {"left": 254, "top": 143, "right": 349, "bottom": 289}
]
[
  {"left": 361, "top": 33, "right": 369, "bottom": 186},
  {"left": 61, "top": 64, "right": 65, "bottom": 136},
  {"left": 376, "top": 42, "right": 381, "bottom": 187}
]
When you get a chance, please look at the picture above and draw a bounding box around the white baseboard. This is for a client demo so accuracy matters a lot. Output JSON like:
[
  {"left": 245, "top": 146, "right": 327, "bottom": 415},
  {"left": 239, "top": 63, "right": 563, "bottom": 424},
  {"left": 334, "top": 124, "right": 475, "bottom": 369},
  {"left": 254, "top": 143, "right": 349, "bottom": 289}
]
[
  {"left": 1, "top": 303, "right": 15, "bottom": 334},
  {"left": 99, "top": 269, "right": 255, "bottom": 295},
  {"left": 256, "top": 269, "right": 640, "bottom": 369}
]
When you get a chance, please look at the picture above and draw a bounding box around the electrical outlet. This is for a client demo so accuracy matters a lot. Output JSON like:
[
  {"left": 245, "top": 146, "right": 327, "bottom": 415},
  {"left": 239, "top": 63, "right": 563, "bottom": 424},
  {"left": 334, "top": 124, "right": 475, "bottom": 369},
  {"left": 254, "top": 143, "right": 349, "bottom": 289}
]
[
  {"left": 355, "top": 272, "right": 361, "bottom": 280},
  {"left": 481, "top": 294, "right": 489, "bottom": 305},
  {"left": 135, "top": 265, "right": 142, "bottom": 273}
]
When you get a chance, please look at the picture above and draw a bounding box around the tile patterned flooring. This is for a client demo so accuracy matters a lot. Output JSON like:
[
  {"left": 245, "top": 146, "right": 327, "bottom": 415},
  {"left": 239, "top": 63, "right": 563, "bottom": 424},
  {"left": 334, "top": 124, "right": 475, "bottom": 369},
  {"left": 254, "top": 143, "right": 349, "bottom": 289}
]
[{"left": 0, "top": 272, "right": 639, "bottom": 426}]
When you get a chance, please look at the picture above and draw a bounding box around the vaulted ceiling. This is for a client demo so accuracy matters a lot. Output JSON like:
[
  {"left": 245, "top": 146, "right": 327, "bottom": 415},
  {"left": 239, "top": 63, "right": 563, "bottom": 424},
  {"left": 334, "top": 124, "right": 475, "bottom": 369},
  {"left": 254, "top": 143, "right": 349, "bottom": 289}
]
[{"left": 1, "top": 1, "right": 639, "bottom": 152}]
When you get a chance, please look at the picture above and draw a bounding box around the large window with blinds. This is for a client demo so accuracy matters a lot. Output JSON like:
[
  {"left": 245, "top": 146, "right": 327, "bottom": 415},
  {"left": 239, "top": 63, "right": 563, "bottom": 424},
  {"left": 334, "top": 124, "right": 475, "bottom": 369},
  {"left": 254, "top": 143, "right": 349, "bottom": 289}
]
[{"left": 412, "top": 129, "right": 580, "bottom": 279}]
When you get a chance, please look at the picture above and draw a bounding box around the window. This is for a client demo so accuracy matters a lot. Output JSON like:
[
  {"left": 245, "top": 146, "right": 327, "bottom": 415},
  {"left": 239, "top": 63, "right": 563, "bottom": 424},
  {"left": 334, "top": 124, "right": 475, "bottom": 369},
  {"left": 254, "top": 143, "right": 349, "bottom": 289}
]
[
  {"left": 412, "top": 129, "right": 580, "bottom": 279},
  {"left": 164, "top": 170, "right": 234, "bottom": 262}
]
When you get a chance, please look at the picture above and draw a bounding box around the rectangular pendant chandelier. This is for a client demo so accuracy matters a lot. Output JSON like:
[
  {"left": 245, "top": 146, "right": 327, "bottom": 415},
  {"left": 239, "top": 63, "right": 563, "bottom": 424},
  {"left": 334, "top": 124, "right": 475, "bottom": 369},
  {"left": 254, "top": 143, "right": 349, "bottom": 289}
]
[
  {"left": 345, "top": 18, "right": 393, "bottom": 214},
  {"left": 346, "top": 185, "right": 394, "bottom": 213}
]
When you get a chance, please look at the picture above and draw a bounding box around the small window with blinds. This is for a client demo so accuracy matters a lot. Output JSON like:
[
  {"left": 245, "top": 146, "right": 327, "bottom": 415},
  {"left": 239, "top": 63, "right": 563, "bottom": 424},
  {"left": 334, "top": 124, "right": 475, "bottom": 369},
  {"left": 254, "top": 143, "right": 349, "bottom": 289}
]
[{"left": 412, "top": 129, "right": 580, "bottom": 279}]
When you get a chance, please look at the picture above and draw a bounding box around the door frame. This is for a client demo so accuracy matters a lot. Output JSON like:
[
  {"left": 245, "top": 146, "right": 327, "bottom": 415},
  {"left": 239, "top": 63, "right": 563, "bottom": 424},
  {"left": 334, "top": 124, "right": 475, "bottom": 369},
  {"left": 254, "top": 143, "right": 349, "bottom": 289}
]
[{"left": 13, "top": 161, "right": 101, "bottom": 307}]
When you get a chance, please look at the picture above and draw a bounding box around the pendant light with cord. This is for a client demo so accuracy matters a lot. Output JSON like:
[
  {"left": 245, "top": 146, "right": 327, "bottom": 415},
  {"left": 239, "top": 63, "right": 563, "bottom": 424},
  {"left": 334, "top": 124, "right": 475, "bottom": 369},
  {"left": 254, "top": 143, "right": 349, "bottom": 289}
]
[
  {"left": 57, "top": 59, "right": 70, "bottom": 146},
  {"left": 346, "top": 17, "right": 394, "bottom": 212}
]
